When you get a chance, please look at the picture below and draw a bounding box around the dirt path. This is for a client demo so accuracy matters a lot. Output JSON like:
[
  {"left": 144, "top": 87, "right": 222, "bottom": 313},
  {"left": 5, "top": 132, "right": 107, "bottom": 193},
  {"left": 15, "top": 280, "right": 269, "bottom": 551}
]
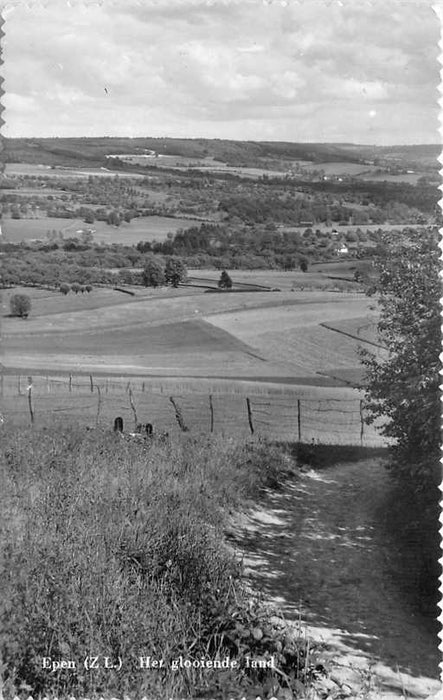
[{"left": 229, "top": 457, "right": 440, "bottom": 698}]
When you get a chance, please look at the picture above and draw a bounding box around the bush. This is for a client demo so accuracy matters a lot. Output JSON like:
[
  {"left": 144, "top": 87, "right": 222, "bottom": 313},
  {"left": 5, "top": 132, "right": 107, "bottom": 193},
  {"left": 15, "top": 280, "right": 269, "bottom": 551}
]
[
  {"left": 70, "top": 282, "right": 81, "bottom": 294},
  {"left": 59, "top": 283, "right": 70, "bottom": 295},
  {"left": 0, "top": 428, "right": 309, "bottom": 698},
  {"left": 218, "top": 270, "right": 233, "bottom": 289},
  {"left": 85, "top": 284, "right": 93, "bottom": 293},
  {"left": 142, "top": 257, "right": 165, "bottom": 287},
  {"left": 10, "top": 293, "right": 31, "bottom": 318}
]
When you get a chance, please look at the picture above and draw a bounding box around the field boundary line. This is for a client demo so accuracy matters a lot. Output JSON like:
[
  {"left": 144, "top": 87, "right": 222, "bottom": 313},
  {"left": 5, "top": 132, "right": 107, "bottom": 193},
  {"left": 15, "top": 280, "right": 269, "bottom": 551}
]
[{"left": 319, "top": 321, "right": 386, "bottom": 349}]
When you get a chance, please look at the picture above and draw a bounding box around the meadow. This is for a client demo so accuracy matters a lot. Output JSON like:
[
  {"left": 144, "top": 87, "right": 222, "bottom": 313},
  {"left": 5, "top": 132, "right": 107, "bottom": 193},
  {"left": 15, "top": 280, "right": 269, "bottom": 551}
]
[
  {"left": 4, "top": 162, "right": 144, "bottom": 178},
  {"left": 1, "top": 215, "right": 203, "bottom": 244},
  {"left": 1, "top": 424, "right": 315, "bottom": 698},
  {"left": 2, "top": 281, "right": 384, "bottom": 445}
]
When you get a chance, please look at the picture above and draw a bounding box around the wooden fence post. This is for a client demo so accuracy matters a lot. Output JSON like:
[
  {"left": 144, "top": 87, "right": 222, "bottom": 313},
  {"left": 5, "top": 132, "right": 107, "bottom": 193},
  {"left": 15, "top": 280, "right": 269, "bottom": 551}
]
[
  {"left": 68, "top": 374, "right": 72, "bottom": 392},
  {"left": 359, "top": 400, "right": 365, "bottom": 446},
  {"left": 89, "top": 374, "right": 94, "bottom": 392},
  {"left": 209, "top": 394, "right": 214, "bottom": 433},
  {"left": 297, "top": 399, "right": 301, "bottom": 442},
  {"left": 169, "top": 396, "right": 189, "bottom": 432},
  {"left": 246, "top": 397, "right": 254, "bottom": 435},
  {"left": 27, "top": 377, "right": 34, "bottom": 425},
  {"left": 95, "top": 384, "right": 102, "bottom": 427},
  {"left": 128, "top": 385, "right": 138, "bottom": 428},
  {"left": 17, "top": 375, "right": 22, "bottom": 395}
]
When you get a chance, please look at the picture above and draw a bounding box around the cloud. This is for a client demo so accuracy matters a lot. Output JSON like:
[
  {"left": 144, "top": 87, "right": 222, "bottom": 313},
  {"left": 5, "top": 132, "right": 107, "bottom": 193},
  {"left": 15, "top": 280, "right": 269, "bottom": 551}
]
[{"left": 1, "top": 0, "right": 439, "bottom": 143}]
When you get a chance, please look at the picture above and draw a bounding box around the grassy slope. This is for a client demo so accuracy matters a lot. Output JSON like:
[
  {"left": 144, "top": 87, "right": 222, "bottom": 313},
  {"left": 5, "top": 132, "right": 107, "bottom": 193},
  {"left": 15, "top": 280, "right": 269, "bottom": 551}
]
[{"left": 1, "top": 426, "right": 309, "bottom": 699}]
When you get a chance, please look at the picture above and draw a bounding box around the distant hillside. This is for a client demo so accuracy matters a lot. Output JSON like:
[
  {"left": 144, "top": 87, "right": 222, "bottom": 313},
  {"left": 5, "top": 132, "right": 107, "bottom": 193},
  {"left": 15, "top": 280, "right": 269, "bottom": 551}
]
[{"left": 2, "top": 137, "right": 439, "bottom": 170}]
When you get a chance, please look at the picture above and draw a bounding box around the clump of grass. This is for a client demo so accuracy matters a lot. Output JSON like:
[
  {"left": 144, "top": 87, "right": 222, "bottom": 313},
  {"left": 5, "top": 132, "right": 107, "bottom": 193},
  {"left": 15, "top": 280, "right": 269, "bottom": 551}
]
[{"left": 0, "top": 425, "right": 311, "bottom": 698}]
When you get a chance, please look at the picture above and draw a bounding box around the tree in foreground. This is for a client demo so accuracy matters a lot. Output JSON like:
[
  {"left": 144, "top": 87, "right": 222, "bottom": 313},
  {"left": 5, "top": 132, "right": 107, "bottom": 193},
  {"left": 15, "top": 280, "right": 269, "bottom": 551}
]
[
  {"left": 361, "top": 228, "right": 440, "bottom": 605},
  {"left": 142, "top": 257, "right": 165, "bottom": 287},
  {"left": 218, "top": 270, "right": 233, "bottom": 289},
  {"left": 10, "top": 294, "right": 31, "bottom": 319},
  {"left": 165, "top": 257, "right": 187, "bottom": 288},
  {"left": 362, "top": 229, "right": 440, "bottom": 489}
]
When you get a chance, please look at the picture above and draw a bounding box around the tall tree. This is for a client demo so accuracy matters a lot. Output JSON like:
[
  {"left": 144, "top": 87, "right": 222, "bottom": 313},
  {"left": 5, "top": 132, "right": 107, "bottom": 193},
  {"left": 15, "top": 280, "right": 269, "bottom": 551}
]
[
  {"left": 361, "top": 228, "right": 440, "bottom": 492},
  {"left": 361, "top": 228, "right": 440, "bottom": 607},
  {"left": 165, "top": 257, "right": 187, "bottom": 288},
  {"left": 142, "top": 257, "right": 165, "bottom": 288}
]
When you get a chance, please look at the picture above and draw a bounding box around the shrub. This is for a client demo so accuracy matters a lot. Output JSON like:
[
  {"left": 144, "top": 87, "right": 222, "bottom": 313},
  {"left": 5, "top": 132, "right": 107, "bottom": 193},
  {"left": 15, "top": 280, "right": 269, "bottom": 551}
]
[
  {"left": 142, "top": 257, "right": 165, "bottom": 287},
  {"left": 9, "top": 293, "right": 31, "bottom": 318},
  {"left": 59, "top": 283, "right": 70, "bottom": 295},
  {"left": 70, "top": 282, "right": 81, "bottom": 294},
  {"left": 218, "top": 270, "right": 233, "bottom": 289},
  {"left": 85, "top": 284, "right": 93, "bottom": 293}
]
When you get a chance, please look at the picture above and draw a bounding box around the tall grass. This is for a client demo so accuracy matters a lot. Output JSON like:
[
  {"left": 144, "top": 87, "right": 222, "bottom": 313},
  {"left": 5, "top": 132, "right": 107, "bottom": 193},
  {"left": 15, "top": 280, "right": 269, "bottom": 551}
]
[{"left": 0, "top": 425, "right": 311, "bottom": 698}]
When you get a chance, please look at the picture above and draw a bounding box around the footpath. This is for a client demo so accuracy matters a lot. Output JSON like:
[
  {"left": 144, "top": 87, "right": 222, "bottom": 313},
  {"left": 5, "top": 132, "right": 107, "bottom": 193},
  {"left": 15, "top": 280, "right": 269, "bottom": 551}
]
[{"left": 229, "top": 457, "right": 441, "bottom": 699}]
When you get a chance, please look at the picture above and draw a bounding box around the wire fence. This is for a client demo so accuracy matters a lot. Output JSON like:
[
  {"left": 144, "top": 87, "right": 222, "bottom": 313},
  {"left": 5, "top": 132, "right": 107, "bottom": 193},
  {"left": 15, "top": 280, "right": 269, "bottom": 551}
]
[{"left": 0, "top": 373, "right": 386, "bottom": 446}]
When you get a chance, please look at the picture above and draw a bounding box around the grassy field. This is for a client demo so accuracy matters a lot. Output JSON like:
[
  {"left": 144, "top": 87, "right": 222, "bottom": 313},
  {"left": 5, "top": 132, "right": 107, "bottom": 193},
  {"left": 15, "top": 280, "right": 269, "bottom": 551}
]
[
  {"left": 4, "top": 162, "right": 144, "bottom": 178},
  {"left": 2, "top": 215, "right": 202, "bottom": 243},
  {"left": 187, "top": 268, "right": 341, "bottom": 289},
  {"left": 2, "top": 282, "right": 384, "bottom": 444},
  {"left": 1, "top": 424, "right": 316, "bottom": 698}
]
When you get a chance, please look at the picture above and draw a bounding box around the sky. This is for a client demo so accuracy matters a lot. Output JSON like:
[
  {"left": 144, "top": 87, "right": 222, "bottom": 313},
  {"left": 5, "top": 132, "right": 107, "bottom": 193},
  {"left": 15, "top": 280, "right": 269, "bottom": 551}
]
[{"left": 2, "top": 0, "right": 440, "bottom": 144}]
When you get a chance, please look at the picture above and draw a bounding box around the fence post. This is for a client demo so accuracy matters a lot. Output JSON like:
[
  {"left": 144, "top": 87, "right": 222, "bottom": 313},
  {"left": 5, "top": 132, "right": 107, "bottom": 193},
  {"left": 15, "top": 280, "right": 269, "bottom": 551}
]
[
  {"left": 359, "top": 400, "right": 365, "bottom": 446},
  {"left": 95, "top": 384, "right": 102, "bottom": 427},
  {"left": 297, "top": 399, "right": 301, "bottom": 442},
  {"left": 209, "top": 394, "right": 214, "bottom": 433},
  {"left": 27, "top": 377, "right": 34, "bottom": 425},
  {"left": 169, "top": 396, "right": 189, "bottom": 432},
  {"left": 246, "top": 397, "right": 254, "bottom": 435},
  {"left": 69, "top": 373, "right": 72, "bottom": 392},
  {"left": 17, "top": 375, "right": 22, "bottom": 395},
  {"left": 142, "top": 381, "right": 145, "bottom": 392},
  {"left": 89, "top": 374, "right": 94, "bottom": 392},
  {"left": 128, "top": 384, "right": 138, "bottom": 428}
]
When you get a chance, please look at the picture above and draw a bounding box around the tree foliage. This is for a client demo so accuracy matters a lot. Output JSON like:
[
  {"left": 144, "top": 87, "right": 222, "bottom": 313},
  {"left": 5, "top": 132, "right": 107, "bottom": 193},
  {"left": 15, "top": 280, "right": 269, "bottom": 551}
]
[
  {"left": 10, "top": 294, "right": 31, "bottom": 319},
  {"left": 165, "top": 257, "right": 187, "bottom": 288},
  {"left": 218, "top": 270, "right": 233, "bottom": 289},
  {"left": 142, "top": 257, "right": 165, "bottom": 287},
  {"left": 361, "top": 229, "right": 440, "bottom": 495}
]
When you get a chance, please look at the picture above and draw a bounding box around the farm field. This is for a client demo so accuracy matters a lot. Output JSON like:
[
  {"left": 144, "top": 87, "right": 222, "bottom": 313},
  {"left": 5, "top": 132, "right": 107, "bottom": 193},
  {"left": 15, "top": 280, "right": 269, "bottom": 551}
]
[
  {"left": 1, "top": 215, "right": 203, "bottom": 243},
  {"left": 205, "top": 296, "right": 382, "bottom": 383},
  {"left": 302, "top": 161, "right": 378, "bottom": 176},
  {"left": 4, "top": 162, "right": 144, "bottom": 178},
  {"left": 1, "top": 286, "right": 200, "bottom": 317},
  {"left": 186, "top": 268, "right": 359, "bottom": 289},
  {"left": 321, "top": 315, "right": 381, "bottom": 346},
  {"left": 2, "top": 283, "right": 379, "bottom": 395}
]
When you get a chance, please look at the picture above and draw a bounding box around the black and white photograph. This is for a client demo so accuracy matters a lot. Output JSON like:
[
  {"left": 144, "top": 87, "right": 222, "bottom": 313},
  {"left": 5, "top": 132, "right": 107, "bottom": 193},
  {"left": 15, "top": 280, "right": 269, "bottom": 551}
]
[{"left": 0, "top": 0, "right": 441, "bottom": 697}]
